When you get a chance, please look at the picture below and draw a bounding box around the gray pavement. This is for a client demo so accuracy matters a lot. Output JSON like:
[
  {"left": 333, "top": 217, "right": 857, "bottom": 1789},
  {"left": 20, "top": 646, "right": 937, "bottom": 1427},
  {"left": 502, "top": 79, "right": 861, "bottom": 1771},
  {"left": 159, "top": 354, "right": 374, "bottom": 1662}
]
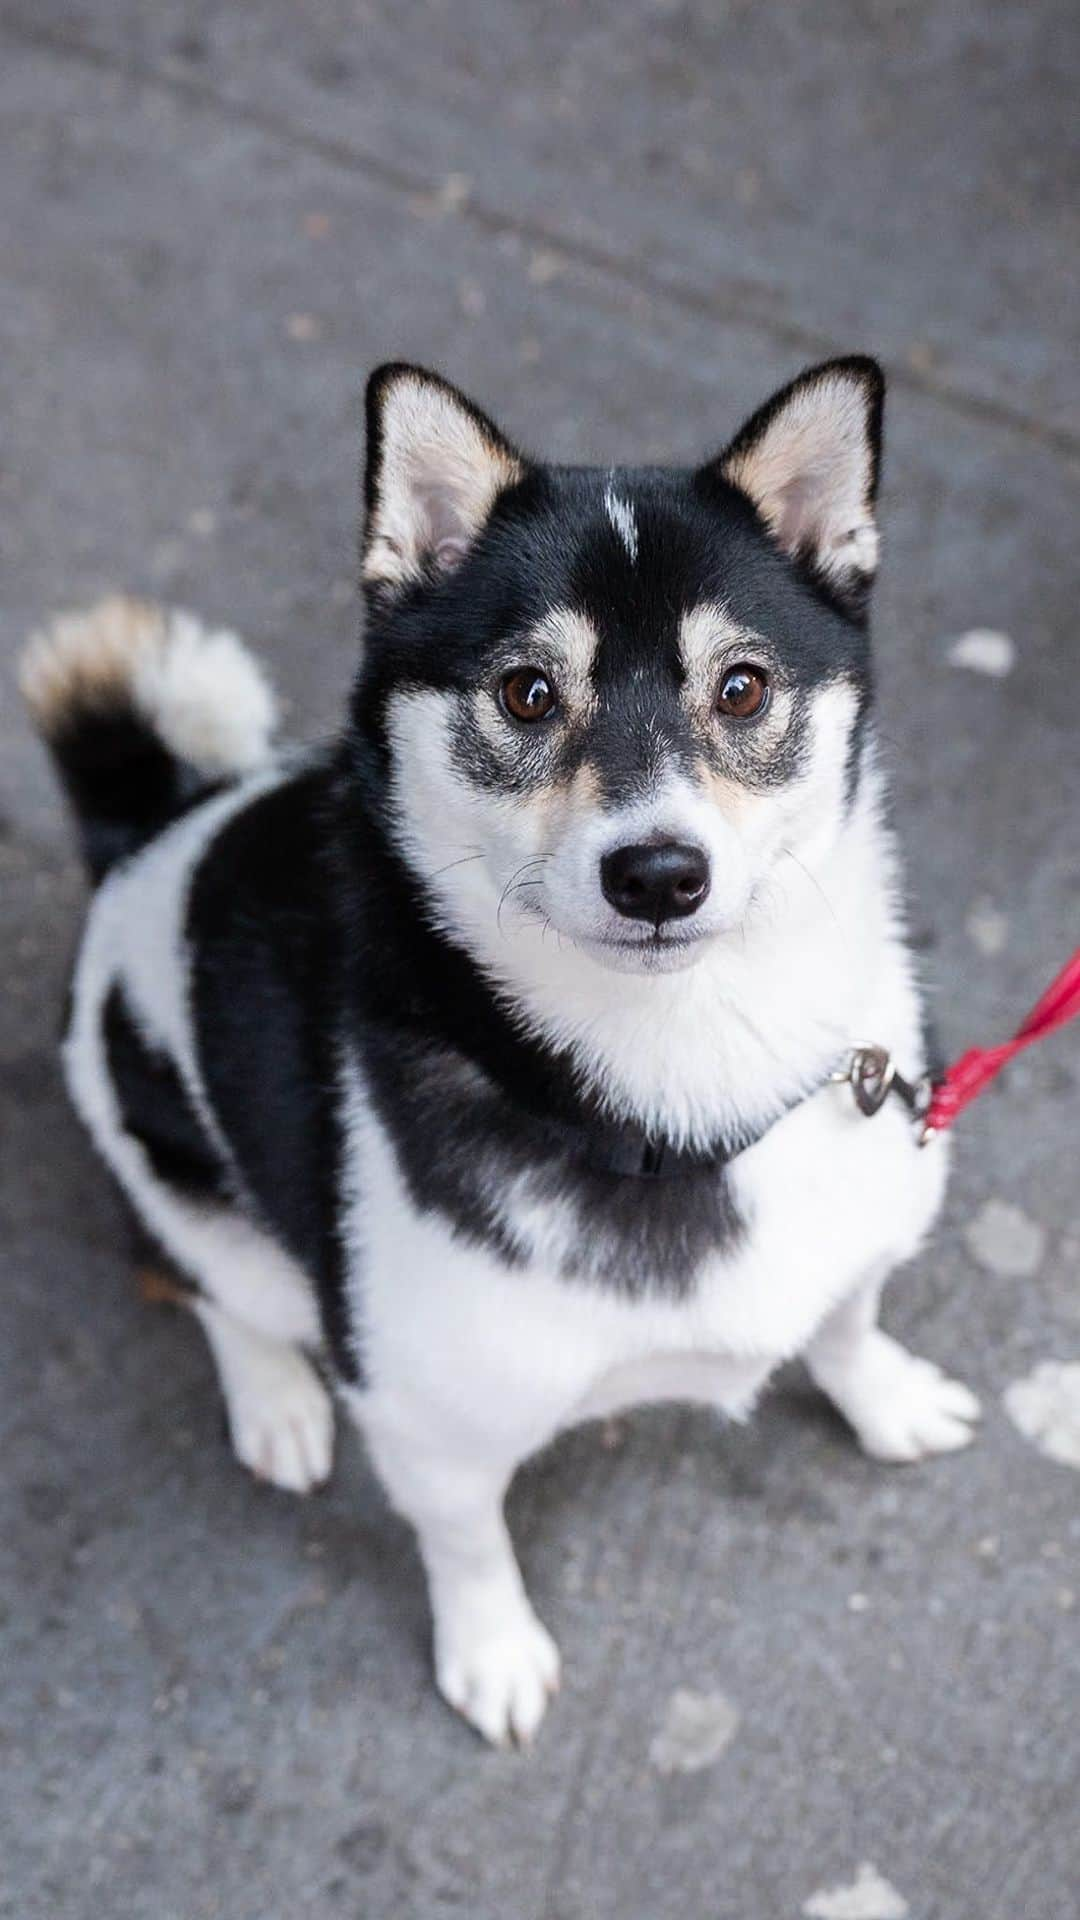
[{"left": 2, "top": 5, "right": 1078, "bottom": 1916}]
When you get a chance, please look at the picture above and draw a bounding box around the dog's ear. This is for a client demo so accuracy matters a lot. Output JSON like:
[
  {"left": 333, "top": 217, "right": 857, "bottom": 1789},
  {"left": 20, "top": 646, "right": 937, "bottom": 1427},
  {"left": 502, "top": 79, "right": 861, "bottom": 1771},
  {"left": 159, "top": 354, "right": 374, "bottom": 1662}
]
[
  {"left": 362, "top": 365, "right": 526, "bottom": 596},
  {"left": 706, "top": 357, "right": 884, "bottom": 612}
]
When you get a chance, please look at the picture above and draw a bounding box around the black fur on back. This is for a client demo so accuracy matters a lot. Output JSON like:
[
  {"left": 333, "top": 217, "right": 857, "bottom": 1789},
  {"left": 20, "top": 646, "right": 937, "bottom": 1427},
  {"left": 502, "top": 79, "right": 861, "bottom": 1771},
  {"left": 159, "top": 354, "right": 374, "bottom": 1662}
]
[
  {"left": 186, "top": 761, "right": 360, "bottom": 1381},
  {"left": 104, "top": 983, "right": 231, "bottom": 1199}
]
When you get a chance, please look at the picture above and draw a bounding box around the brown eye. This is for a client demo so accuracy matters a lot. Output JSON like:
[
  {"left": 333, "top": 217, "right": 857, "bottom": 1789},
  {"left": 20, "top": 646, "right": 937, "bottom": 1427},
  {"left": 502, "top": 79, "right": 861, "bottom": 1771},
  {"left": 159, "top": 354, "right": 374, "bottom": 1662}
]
[
  {"left": 500, "top": 667, "right": 557, "bottom": 723},
  {"left": 716, "top": 663, "right": 769, "bottom": 720}
]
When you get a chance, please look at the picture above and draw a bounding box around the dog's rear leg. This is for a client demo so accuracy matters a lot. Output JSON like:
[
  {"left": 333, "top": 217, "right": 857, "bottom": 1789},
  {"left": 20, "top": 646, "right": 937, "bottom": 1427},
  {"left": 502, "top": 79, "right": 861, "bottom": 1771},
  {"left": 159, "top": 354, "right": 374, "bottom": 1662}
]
[
  {"left": 805, "top": 1274, "right": 981, "bottom": 1463},
  {"left": 63, "top": 942, "right": 336, "bottom": 1494},
  {"left": 360, "top": 1405, "right": 560, "bottom": 1747},
  {"left": 140, "top": 1194, "right": 335, "bottom": 1495},
  {"left": 104, "top": 1142, "right": 335, "bottom": 1495}
]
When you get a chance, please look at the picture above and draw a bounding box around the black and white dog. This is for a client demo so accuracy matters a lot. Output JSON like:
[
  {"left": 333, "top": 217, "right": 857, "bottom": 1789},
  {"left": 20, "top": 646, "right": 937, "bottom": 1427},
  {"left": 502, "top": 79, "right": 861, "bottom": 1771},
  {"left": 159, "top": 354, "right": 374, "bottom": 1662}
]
[{"left": 22, "top": 358, "right": 979, "bottom": 1745}]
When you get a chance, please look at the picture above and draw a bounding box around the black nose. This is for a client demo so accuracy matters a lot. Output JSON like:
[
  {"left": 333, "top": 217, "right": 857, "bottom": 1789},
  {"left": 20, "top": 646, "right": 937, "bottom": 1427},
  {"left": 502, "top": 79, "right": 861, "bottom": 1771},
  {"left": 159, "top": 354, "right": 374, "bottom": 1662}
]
[{"left": 600, "top": 841, "right": 711, "bottom": 925}]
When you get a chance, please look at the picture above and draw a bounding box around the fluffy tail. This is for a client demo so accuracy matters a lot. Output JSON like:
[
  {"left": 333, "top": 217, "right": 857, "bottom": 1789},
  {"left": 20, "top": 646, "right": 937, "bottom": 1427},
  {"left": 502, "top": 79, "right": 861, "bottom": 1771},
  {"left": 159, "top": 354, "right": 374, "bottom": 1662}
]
[{"left": 19, "top": 595, "right": 278, "bottom": 883}]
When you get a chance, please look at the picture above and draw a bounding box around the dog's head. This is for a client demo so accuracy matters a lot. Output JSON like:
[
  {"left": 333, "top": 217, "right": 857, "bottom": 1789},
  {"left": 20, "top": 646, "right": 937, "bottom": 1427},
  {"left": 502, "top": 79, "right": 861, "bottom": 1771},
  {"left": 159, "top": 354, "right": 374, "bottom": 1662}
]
[{"left": 355, "top": 359, "right": 883, "bottom": 980}]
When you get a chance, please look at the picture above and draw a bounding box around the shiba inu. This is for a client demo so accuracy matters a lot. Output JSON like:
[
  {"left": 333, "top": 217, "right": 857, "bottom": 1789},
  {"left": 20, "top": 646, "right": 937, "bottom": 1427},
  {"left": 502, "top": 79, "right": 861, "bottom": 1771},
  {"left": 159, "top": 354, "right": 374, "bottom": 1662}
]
[{"left": 21, "top": 357, "right": 979, "bottom": 1746}]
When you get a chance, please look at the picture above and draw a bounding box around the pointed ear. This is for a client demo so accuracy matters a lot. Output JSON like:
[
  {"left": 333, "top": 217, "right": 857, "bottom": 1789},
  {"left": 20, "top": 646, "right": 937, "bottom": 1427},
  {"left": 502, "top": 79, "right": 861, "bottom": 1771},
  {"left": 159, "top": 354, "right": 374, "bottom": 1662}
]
[
  {"left": 362, "top": 365, "right": 525, "bottom": 595},
  {"left": 710, "top": 357, "right": 884, "bottom": 611}
]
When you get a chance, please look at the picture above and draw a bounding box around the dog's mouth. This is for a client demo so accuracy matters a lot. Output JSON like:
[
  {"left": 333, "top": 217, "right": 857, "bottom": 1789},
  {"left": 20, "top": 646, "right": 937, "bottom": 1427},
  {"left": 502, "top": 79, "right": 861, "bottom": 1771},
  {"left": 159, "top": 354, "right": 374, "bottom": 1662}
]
[
  {"left": 600, "top": 930, "right": 699, "bottom": 950},
  {"left": 504, "top": 888, "right": 720, "bottom": 971},
  {"left": 578, "top": 925, "right": 717, "bottom": 973}
]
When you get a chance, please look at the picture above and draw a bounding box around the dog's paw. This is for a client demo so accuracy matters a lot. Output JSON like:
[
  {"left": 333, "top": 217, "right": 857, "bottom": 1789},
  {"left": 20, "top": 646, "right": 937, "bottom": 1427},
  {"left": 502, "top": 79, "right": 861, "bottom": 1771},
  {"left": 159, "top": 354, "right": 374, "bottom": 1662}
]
[
  {"left": 436, "top": 1604, "right": 561, "bottom": 1748},
  {"left": 226, "top": 1344, "right": 335, "bottom": 1495},
  {"left": 839, "top": 1331, "right": 981, "bottom": 1463}
]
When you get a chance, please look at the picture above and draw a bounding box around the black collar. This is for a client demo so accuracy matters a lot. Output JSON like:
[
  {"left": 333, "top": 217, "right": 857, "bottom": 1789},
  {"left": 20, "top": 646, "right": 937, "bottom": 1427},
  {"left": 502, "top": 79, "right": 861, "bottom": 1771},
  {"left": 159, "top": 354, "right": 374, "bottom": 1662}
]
[
  {"left": 560, "top": 1116, "right": 729, "bottom": 1180},
  {"left": 548, "top": 1039, "right": 932, "bottom": 1180},
  {"left": 541, "top": 1091, "right": 815, "bottom": 1182}
]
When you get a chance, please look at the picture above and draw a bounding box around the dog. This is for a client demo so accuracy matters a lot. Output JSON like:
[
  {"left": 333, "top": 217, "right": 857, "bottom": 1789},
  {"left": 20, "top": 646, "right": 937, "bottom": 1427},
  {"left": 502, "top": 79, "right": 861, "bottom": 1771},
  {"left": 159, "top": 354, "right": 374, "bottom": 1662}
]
[{"left": 21, "top": 357, "right": 980, "bottom": 1746}]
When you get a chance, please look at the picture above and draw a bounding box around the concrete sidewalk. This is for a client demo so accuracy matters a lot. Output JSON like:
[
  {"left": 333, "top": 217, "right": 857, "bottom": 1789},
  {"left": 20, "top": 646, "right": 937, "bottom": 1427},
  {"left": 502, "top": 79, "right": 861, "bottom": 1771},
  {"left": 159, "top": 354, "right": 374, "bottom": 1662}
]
[{"left": 2, "top": 5, "right": 1077, "bottom": 1916}]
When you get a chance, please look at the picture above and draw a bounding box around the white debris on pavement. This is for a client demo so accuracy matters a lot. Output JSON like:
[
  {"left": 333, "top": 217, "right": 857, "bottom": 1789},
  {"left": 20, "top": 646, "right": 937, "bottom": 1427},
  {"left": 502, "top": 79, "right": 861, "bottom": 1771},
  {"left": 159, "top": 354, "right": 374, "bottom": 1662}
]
[
  {"left": 964, "top": 1198, "right": 1046, "bottom": 1278},
  {"left": 648, "top": 1688, "right": 740, "bottom": 1774},
  {"left": 1003, "top": 1361, "right": 1080, "bottom": 1469},
  {"left": 803, "top": 1863, "right": 910, "bottom": 1919},
  {"left": 946, "top": 628, "right": 1016, "bottom": 676},
  {"left": 965, "top": 896, "right": 1009, "bottom": 955}
]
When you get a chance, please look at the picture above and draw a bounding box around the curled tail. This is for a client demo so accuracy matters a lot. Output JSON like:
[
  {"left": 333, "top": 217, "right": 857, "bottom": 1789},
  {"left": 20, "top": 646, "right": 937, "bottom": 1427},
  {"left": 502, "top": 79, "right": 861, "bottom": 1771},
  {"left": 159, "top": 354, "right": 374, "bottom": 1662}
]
[{"left": 19, "top": 596, "right": 278, "bottom": 883}]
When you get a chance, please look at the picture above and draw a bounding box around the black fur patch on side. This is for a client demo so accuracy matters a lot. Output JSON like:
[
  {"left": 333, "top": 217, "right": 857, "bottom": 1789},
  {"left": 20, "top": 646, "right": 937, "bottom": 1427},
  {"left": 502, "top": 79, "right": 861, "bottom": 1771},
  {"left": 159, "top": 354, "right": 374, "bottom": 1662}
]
[
  {"left": 103, "top": 983, "right": 230, "bottom": 1199},
  {"left": 186, "top": 762, "right": 360, "bottom": 1383},
  {"left": 52, "top": 706, "right": 217, "bottom": 885}
]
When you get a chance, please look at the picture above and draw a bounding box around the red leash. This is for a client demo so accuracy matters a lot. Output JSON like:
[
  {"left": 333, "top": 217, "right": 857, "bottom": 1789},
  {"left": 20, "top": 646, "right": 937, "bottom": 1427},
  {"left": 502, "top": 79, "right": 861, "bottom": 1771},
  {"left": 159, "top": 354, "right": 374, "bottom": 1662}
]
[{"left": 922, "top": 947, "right": 1080, "bottom": 1140}]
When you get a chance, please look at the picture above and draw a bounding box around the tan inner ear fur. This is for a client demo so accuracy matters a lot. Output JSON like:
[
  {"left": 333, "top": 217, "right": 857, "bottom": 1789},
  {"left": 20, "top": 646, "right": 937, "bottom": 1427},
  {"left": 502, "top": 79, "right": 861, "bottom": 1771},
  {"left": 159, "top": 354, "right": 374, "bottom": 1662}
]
[
  {"left": 723, "top": 374, "right": 878, "bottom": 582},
  {"left": 364, "top": 377, "right": 524, "bottom": 590}
]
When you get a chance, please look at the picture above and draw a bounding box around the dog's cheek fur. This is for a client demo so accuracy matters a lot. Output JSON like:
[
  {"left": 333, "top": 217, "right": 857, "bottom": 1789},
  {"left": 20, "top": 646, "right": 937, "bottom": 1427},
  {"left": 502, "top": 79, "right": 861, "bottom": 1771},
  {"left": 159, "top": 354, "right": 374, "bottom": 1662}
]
[
  {"left": 384, "top": 685, "right": 560, "bottom": 941},
  {"left": 697, "top": 678, "right": 863, "bottom": 925},
  {"left": 677, "top": 603, "right": 810, "bottom": 796}
]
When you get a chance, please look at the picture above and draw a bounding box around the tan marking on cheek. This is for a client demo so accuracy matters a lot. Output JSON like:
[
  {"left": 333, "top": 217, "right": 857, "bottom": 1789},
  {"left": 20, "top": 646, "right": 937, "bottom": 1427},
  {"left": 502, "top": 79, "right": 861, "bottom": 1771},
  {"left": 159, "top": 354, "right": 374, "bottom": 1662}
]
[
  {"left": 557, "top": 760, "right": 602, "bottom": 820},
  {"left": 565, "top": 761, "right": 602, "bottom": 809},
  {"left": 525, "top": 759, "right": 602, "bottom": 836},
  {"left": 513, "top": 783, "right": 562, "bottom": 830},
  {"left": 695, "top": 760, "right": 754, "bottom": 822}
]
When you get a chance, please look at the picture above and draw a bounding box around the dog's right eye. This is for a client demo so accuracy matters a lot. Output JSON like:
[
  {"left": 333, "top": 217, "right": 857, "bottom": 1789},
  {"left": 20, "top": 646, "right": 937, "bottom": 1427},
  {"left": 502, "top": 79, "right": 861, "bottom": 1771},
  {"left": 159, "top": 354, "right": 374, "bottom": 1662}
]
[{"left": 499, "top": 667, "right": 558, "bottom": 723}]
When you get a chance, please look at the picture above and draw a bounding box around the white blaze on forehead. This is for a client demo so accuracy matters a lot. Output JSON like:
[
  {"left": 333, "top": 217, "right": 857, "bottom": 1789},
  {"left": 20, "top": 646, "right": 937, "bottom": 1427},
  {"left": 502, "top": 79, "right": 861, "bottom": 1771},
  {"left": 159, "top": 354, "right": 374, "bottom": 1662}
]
[{"left": 603, "top": 486, "right": 638, "bottom": 563}]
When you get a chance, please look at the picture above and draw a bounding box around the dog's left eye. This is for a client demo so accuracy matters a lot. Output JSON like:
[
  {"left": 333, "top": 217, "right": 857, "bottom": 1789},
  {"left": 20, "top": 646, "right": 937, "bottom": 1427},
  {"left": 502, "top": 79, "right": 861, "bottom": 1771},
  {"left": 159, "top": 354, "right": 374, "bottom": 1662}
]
[
  {"left": 716, "top": 664, "right": 769, "bottom": 720},
  {"left": 499, "top": 667, "right": 558, "bottom": 723}
]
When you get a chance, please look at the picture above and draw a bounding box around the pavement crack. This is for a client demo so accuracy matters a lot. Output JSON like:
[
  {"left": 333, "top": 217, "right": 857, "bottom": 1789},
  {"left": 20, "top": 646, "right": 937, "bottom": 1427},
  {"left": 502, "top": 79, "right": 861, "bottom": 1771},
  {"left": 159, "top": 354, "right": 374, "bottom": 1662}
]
[{"left": 7, "top": 14, "right": 1080, "bottom": 462}]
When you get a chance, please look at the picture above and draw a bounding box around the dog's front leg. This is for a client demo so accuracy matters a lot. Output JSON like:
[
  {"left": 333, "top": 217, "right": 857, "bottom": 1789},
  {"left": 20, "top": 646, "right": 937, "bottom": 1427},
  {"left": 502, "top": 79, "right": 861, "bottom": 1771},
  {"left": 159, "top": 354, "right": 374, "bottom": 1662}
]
[
  {"left": 804, "top": 1273, "right": 981, "bottom": 1463},
  {"left": 360, "top": 1401, "right": 560, "bottom": 1746}
]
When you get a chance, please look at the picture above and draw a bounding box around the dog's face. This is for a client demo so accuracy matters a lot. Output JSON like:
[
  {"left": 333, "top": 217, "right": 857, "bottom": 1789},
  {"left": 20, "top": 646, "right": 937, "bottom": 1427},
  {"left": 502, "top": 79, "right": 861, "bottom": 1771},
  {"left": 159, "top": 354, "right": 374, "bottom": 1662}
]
[{"left": 356, "top": 359, "right": 883, "bottom": 977}]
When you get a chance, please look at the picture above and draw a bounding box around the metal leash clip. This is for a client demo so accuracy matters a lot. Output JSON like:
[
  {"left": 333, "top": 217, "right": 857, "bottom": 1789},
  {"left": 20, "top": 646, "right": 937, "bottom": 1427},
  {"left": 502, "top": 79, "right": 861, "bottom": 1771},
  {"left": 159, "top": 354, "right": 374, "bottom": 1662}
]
[{"left": 831, "top": 1043, "right": 934, "bottom": 1133}]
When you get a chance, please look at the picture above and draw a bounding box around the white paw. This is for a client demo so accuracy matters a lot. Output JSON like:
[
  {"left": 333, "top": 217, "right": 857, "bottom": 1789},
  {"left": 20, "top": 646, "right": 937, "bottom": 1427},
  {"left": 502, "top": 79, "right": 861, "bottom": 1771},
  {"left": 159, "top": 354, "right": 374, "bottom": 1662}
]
[
  {"left": 840, "top": 1332, "right": 981, "bottom": 1463},
  {"left": 436, "top": 1604, "right": 561, "bottom": 1748},
  {"left": 226, "top": 1346, "right": 335, "bottom": 1495}
]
